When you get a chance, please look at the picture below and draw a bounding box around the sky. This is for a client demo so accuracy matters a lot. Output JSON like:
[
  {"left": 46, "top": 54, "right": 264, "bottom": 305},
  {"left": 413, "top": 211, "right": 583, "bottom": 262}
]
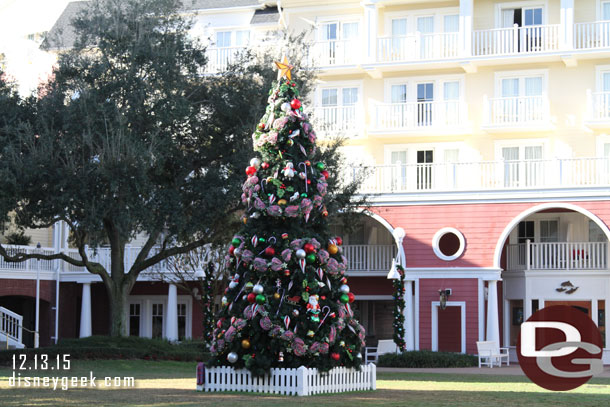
[{"left": 0, "top": 0, "right": 73, "bottom": 95}]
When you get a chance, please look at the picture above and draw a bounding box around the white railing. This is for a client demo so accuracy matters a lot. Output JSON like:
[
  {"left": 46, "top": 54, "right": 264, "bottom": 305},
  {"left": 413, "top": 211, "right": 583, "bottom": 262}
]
[
  {"left": 587, "top": 90, "right": 610, "bottom": 121},
  {"left": 310, "top": 39, "right": 361, "bottom": 66},
  {"left": 0, "top": 245, "right": 57, "bottom": 272},
  {"left": 575, "top": 21, "right": 610, "bottom": 49},
  {"left": 373, "top": 101, "right": 466, "bottom": 131},
  {"left": 204, "top": 46, "right": 247, "bottom": 73},
  {"left": 311, "top": 105, "right": 361, "bottom": 135},
  {"left": 485, "top": 95, "right": 549, "bottom": 126},
  {"left": 377, "top": 32, "right": 459, "bottom": 62},
  {"left": 63, "top": 246, "right": 166, "bottom": 273},
  {"left": 0, "top": 306, "right": 23, "bottom": 346},
  {"left": 473, "top": 24, "right": 560, "bottom": 56},
  {"left": 343, "top": 244, "right": 395, "bottom": 272},
  {"left": 352, "top": 157, "right": 610, "bottom": 194},
  {"left": 197, "top": 364, "right": 376, "bottom": 396},
  {"left": 507, "top": 241, "right": 608, "bottom": 271}
]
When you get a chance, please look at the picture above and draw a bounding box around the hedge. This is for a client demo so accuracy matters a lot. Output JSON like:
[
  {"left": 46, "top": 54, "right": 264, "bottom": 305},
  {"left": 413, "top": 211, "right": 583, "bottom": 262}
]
[{"left": 377, "top": 350, "right": 478, "bottom": 368}]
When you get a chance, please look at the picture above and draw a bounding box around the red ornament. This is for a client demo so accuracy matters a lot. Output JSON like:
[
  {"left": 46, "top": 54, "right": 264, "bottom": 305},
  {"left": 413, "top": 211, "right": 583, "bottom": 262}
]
[
  {"left": 284, "top": 269, "right": 291, "bottom": 276},
  {"left": 306, "top": 179, "right": 311, "bottom": 185},
  {"left": 229, "top": 246, "right": 235, "bottom": 255},
  {"left": 321, "top": 295, "right": 326, "bottom": 300},
  {"left": 290, "top": 98, "right": 301, "bottom": 110},
  {"left": 245, "top": 166, "right": 257, "bottom": 176},
  {"left": 331, "top": 353, "right": 340, "bottom": 361},
  {"left": 261, "top": 162, "right": 269, "bottom": 170},
  {"left": 247, "top": 293, "right": 256, "bottom": 303},
  {"left": 335, "top": 237, "right": 343, "bottom": 246},
  {"left": 321, "top": 170, "right": 329, "bottom": 179},
  {"left": 257, "top": 123, "right": 265, "bottom": 130},
  {"left": 347, "top": 292, "right": 355, "bottom": 303},
  {"left": 303, "top": 243, "right": 315, "bottom": 254},
  {"left": 265, "top": 247, "right": 275, "bottom": 256}
]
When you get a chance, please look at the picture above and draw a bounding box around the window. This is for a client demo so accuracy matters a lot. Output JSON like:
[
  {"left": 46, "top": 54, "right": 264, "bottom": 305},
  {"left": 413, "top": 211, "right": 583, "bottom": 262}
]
[
  {"left": 129, "top": 303, "right": 141, "bottom": 337},
  {"left": 432, "top": 227, "right": 466, "bottom": 261},
  {"left": 539, "top": 220, "right": 559, "bottom": 242},
  {"left": 501, "top": 145, "right": 543, "bottom": 187},
  {"left": 417, "top": 149, "right": 433, "bottom": 190},
  {"left": 444, "top": 15, "right": 459, "bottom": 32},
  {"left": 321, "top": 89, "right": 338, "bottom": 107},
  {"left": 152, "top": 303, "right": 164, "bottom": 339},
  {"left": 443, "top": 149, "right": 459, "bottom": 163},
  {"left": 178, "top": 303, "right": 187, "bottom": 340},
  {"left": 318, "top": 86, "right": 359, "bottom": 131},
  {"left": 391, "top": 84, "right": 407, "bottom": 103},
  {"left": 518, "top": 221, "right": 535, "bottom": 244},
  {"left": 215, "top": 31, "right": 231, "bottom": 47},
  {"left": 417, "top": 83, "right": 434, "bottom": 126},
  {"left": 589, "top": 221, "right": 606, "bottom": 242},
  {"left": 390, "top": 150, "right": 407, "bottom": 190},
  {"left": 604, "top": 2, "right": 610, "bottom": 20}
]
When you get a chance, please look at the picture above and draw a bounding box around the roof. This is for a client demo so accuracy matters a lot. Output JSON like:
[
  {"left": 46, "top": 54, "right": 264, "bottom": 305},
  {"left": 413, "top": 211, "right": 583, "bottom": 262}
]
[
  {"left": 42, "top": 0, "right": 272, "bottom": 51},
  {"left": 250, "top": 6, "right": 279, "bottom": 25}
]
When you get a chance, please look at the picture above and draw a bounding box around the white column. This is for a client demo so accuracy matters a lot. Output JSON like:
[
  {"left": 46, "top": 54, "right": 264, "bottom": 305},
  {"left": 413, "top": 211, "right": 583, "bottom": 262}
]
[
  {"left": 79, "top": 283, "right": 92, "bottom": 338},
  {"left": 404, "top": 280, "right": 415, "bottom": 351},
  {"left": 560, "top": 0, "right": 574, "bottom": 50},
  {"left": 459, "top": 0, "right": 473, "bottom": 57},
  {"left": 166, "top": 284, "right": 178, "bottom": 341},
  {"left": 363, "top": 1, "right": 378, "bottom": 63},
  {"left": 486, "top": 280, "right": 500, "bottom": 345}
]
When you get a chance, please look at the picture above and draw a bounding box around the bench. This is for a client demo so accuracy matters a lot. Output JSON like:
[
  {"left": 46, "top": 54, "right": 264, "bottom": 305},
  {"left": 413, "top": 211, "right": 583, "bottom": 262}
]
[
  {"left": 476, "top": 341, "right": 510, "bottom": 368},
  {"left": 364, "top": 339, "right": 398, "bottom": 364}
]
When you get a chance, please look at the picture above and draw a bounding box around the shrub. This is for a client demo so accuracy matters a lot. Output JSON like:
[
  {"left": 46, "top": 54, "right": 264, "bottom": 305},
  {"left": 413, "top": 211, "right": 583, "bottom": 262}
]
[
  {"left": 377, "top": 350, "right": 478, "bottom": 368},
  {"left": 5, "top": 231, "right": 32, "bottom": 246}
]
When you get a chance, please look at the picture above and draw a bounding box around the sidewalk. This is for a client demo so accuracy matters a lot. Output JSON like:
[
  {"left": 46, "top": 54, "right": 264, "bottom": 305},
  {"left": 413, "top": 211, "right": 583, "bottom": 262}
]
[{"left": 377, "top": 365, "right": 610, "bottom": 378}]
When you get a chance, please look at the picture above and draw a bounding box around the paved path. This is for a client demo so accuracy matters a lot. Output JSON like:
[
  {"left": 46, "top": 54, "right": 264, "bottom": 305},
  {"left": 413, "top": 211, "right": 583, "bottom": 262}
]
[{"left": 378, "top": 365, "right": 610, "bottom": 378}]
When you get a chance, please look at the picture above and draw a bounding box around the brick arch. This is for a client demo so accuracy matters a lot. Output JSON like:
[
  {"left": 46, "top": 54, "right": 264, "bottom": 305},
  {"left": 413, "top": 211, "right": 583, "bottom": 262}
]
[
  {"left": 0, "top": 279, "right": 54, "bottom": 303},
  {"left": 492, "top": 202, "right": 610, "bottom": 269}
]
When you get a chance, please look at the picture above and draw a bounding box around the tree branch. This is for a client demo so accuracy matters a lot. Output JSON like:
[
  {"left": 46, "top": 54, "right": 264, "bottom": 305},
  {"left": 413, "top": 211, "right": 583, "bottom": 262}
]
[
  {"left": 0, "top": 243, "right": 85, "bottom": 267},
  {"left": 127, "top": 237, "right": 210, "bottom": 278}
]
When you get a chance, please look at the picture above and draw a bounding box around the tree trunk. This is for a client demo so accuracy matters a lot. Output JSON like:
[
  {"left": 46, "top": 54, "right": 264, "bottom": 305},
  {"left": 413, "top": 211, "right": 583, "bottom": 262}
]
[{"left": 107, "top": 283, "right": 129, "bottom": 337}]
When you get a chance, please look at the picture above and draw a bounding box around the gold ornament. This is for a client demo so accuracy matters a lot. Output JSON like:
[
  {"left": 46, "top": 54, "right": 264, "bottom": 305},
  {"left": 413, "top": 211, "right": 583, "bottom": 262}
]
[
  {"left": 278, "top": 199, "right": 287, "bottom": 206},
  {"left": 273, "top": 292, "right": 281, "bottom": 300},
  {"left": 241, "top": 339, "right": 251, "bottom": 349},
  {"left": 328, "top": 244, "right": 338, "bottom": 255},
  {"left": 274, "top": 56, "right": 294, "bottom": 81}
]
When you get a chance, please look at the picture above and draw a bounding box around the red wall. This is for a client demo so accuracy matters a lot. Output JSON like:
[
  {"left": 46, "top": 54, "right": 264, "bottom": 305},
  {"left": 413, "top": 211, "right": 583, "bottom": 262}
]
[
  {"left": 438, "top": 306, "right": 461, "bottom": 352},
  {"left": 349, "top": 277, "right": 394, "bottom": 296}
]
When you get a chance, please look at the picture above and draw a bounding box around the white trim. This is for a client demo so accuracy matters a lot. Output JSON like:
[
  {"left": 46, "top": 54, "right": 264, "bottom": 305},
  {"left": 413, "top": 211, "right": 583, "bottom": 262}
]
[
  {"left": 414, "top": 279, "right": 420, "bottom": 350},
  {"left": 493, "top": 202, "right": 610, "bottom": 269},
  {"left": 431, "top": 301, "right": 466, "bottom": 353},
  {"left": 432, "top": 227, "right": 466, "bottom": 261},
  {"left": 478, "top": 278, "right": 485, "bottom": 342},
  {"left": 354, "top": 295, "right": 393, "bottom": 300},
  {"left": 405, "top": 267, "right": 502, "bottom": 281}
]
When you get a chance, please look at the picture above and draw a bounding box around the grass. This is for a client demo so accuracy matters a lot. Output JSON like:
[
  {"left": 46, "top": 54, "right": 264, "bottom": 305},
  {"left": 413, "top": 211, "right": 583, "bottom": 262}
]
[{"left": 0, "top": 360, "right": 609, "bottom": 407}]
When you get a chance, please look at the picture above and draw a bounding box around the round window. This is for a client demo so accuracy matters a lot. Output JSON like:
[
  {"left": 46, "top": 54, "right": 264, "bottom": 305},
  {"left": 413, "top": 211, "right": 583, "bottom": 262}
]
[{"left": 432, "top": 228, "right": 465, "bottom": 261}]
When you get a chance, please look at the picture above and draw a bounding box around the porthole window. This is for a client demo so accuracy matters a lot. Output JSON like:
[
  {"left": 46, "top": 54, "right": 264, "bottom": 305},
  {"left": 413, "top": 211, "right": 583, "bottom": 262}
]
[{"left": 433, "top": 227, "right": 465, "bottom": 261}]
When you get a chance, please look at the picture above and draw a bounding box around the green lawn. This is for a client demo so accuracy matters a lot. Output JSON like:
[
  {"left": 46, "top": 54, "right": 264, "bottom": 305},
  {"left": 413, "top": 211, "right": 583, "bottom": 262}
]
[{"left": 0, "top": 360, "right": 609, "bottom": 407}]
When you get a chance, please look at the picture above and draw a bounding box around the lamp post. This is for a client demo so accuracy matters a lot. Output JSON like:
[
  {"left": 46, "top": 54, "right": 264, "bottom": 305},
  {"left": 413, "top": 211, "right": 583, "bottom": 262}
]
[{"left": 35, "top": 242, "right": 41, "bottom": 348}]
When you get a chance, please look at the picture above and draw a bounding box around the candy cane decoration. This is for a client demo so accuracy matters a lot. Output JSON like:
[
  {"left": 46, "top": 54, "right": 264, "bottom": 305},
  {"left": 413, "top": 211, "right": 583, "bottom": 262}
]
[
  {"left": 299, "top": 258, "right": 306, "bottom": 273},
  {"left": 251, "top": 235, "right": 258, "bottom": 247},
  {"left": 258, "top": 237, "right": 278, "bottom": 256},
  {"left": 283, "top": 315, "right": 291, "bottom": 329},
  {"left": 318, "top": 306, "right": 331, "bottom": 329},
  {"left": 298, "top": 162, "right": 308, "bottom": 193},
  {"left": 316, "top": 267, "right": 324, "bottom": 280},
  {"left": 260, "top": 178, "right": 268, "bottom": 195},
  {"left": 275, "top": 288, "right": 285, "bottom": 316}
]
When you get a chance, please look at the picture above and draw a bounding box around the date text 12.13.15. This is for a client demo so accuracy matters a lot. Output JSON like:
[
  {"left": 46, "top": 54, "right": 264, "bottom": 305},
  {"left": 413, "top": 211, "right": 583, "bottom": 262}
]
[{"left": 12, "top": 354, "right": 70, "bottom": 371}]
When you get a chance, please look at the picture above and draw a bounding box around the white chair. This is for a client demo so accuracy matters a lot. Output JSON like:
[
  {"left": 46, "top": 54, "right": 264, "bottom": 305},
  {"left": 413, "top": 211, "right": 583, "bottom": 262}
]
[
  {"left": 364, "top": 339, "right": 398, "bottom": 364},
  {"left": 476, "top": 341, "right": 510, "bottom": 368}
]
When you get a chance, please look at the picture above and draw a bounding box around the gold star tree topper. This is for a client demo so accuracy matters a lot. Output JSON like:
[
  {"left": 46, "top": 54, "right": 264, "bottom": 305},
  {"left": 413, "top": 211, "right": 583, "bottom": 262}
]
[{"left": 274, "top": 56, "right": 294, "bottom": 81}]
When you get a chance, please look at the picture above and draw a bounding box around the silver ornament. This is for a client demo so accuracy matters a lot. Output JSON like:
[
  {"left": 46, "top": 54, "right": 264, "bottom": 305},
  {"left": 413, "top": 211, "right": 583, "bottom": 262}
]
[
  {"left": 296, "top": 249, "right": 306, "bottom": 259},
  {"left": 229, "top": 281, "right": 238, "bottom": 290},
  {"left": 234, "top": 248, "right": 242, "bottom": 257},
  {"left": 280, "top": 102, "right": 291, "bottom": 112},
  {"left": 250, "top": 158, "right": 261, "bottom": 168},
  {"left": 292, "top": 309, "right": 300, "bottom": 317},
  {"left": 227, "top": 352, "right": 238, "bottom": 363},
  {"left": 340, "top": 284, "right": 350, "bottom": 294},
  {"left": 242, "top": 295, "right": 247, "bottom": 301},
  {"left": 253, "top": 284, "right": 264, "bottom": 294},
  {"left": 221, "top": 296, "right": 228, "bottom": 305}
]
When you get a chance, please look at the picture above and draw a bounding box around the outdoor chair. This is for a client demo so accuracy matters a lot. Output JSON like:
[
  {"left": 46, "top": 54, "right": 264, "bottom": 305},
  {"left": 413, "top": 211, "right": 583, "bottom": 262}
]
[
  {"left": 476, "top": 340, "right": 510, "bottom": 368},
  {"left": 364, "top": 339, "right": 398, "bottom": 364}
]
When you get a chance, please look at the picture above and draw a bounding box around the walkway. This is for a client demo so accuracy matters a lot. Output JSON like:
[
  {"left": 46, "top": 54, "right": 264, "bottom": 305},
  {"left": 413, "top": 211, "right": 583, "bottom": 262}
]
[{"left": 377, "top": 365, "right": 610, "bottom": 378}]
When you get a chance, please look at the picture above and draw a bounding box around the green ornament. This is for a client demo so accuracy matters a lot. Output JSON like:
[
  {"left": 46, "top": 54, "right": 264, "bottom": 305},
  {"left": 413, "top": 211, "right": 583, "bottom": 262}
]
[
  {"left": 259, "top": 237, "right": 266, "bottom": 242},
  {"left": 300, "top": 193, "right": 308, "bottom": 198},
  {"left": 245, "top": 282, "right": 254, "bottom": 291},
  {"left": 255, "top": 294, "right": 266, "bottom": 304},
  {"left": 287, "top": 139, "right": 294, "bottom": 146},
  {"left": 306, "top": 253, "right": 316, "bottom": 264},
  {"left": 340, "top": 294, "right": 349, "bottom": 304},
  {"left": 316, "top": 162, "right": 325, "bottom": 170},
  {"left": 231, "top": 238, "right": 241, "bottom": 247}
]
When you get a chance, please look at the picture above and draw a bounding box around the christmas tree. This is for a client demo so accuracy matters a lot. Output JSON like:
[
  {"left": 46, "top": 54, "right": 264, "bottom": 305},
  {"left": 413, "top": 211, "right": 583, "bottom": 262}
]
[{"left": 209, "top": 59, "right": 366, "bottom": 376}]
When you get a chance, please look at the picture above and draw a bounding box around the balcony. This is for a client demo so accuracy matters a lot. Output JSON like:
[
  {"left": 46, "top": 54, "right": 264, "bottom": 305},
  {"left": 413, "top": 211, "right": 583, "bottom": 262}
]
[
  {"left": 484, "top": 95, "right": 550, "bottom": 130},
  {"left": 376, "top": 32, "right": 459, "bottom": 63},
  {"left": 310, "top": 105, "right": 363, "bottom": 136},
  {"left": 351, "top": 157, "right": 610, "bottom": 194},
  {"left": 310, "top": 39, "right": 361, "bottom": 67},
  {"left": 204, "top": 46, "right": 246, "bottom": 73},
  {"left": 586, "top": 90, "right": 610, "bottom": 128},
  {"left": 473, "top": 24, "right": 560, "bottom": 57},
  {"left": 575, "top": 21, "right": 610, "bottom": 50},
  {"left": 507, "top": 241, "right": 609, "bottom": 271},
  {"left": 343, "top": 244, "right": 396, "bottom": 274},
  {"left": 371, "top": 100, "right": 467, "bottom": 134}
]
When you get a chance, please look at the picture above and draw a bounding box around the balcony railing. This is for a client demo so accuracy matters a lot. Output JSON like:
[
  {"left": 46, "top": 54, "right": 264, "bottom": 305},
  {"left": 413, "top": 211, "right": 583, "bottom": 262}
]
[
  {"left": 343, "top": 244, "right": 396, "bottom": 273},
  {"left": 350, "top": 157, "right": 610, "bottom": 194},
  {"left": 310, "top": 39, "right": 361, "bottom": 66},
  {"left": 575, "top": 21, "right": 610, "bottom": 49},
  {"left": 473, "top": 24, "right": 560, "bottom": 56},
  {"left": 204, "top": 46, "right": 246, "bottom": 73},
  {"left": 373, "top": 100, "right": 466, "bottom": 131},
  {"left": 507, "top": 241, "right": 609, "bottom": 271},
  {"left": 377, "top": 32, "right": 459, "bottom": 63},
  {"left": 587, "top": 91, "right": 610, "bottom": 121},
  {"left": 310, "top": 105, "right": 362, "bottom": 135},
  {"left": 485, "top": 95, "right": 550, "bottom": 127}
]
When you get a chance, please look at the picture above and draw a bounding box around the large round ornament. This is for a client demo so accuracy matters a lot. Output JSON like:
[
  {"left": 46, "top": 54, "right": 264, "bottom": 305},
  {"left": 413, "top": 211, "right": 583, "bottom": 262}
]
[
  {"left": 247, "top": 293, "right": 256, "bottom": 303},
  {"left": 335, "top": 237, "right": 343, "bottom": 246},
  {"left": 264, "top": 247, "right": 275, "bottom": 257},
  {"left": 306, "top": 253, "right": 316, "bottom": 264},
  {"left": 231, "top": 238, "right": 241, "bottom": 247},
  {"left": 241, "top": 339, "right": 251, "bottom": 349},
  {"left": 273, "top": 292, "right": 281, "bottom": 300},
  {"left": 229, "top": 281, "right": 238, "bottom": 290},
  {"left": 253, "top": 284, "right": 264, "bottom": 294},
  {"left": 280, "top": 102, "right": 291, "bottom": 112},
  {"left": 340, "top": 294, "right": 350, "bottom": 304},
  {"left": 348, "top": 292, "right": 355, "bottom": 303},
  {"left": 245, "top": 166, "right": 257, "bottom": 176},
  {"left": 261, "top": 162, "right": 270, "bottom": 170},
  {"left": 303, "top": 243, "right": 315, "bottom": 254},
  {"left": 340, "top": 284, "right": 350, "bottom": 294},
  {"left": 250, "top": 158, "right": 261, "bottom": 168},
  {"left": 331, "top": 352, "right": 340, "bottom": 361},
  {"left": 315, "top": 162, "right": 325, "bottom": 170},
  {"left": 229, "top": 246, "right": 235, "bottom": 255},
  {"left": 296, "top": 249, "right": 306, "bottom": 259},
  {"left": 255, "top": 294, "right": 266, "bottom": 304},
  {"left": 321, "top": 170, "right": 329, "bottom": 179},
  {"left": 227, "top": 352, "right": 238, "bottom": 364},
  {"left": 290, "top": 98, "right": 301, "bottom": 109},
  {"left": 327, "top": 244, "right": 338, "bottom": 255}
]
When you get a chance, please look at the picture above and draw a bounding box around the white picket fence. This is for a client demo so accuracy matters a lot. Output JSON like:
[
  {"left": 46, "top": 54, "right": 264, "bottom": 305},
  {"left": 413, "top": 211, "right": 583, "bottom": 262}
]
[{"left": 197, "top": 364, "right": 376, "bottom": 396}]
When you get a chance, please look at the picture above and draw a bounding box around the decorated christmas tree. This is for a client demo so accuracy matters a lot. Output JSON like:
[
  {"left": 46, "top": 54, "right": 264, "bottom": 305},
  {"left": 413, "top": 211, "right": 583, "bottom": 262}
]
[{"left": 209, "top": 59, "right": 366, "bottom": 376}]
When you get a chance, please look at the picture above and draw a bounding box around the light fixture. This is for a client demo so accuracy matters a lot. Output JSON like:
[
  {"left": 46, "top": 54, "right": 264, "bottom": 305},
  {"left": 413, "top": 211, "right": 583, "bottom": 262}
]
[{"left": 387, "top": 259, "right": 400, "bottom": 280}]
